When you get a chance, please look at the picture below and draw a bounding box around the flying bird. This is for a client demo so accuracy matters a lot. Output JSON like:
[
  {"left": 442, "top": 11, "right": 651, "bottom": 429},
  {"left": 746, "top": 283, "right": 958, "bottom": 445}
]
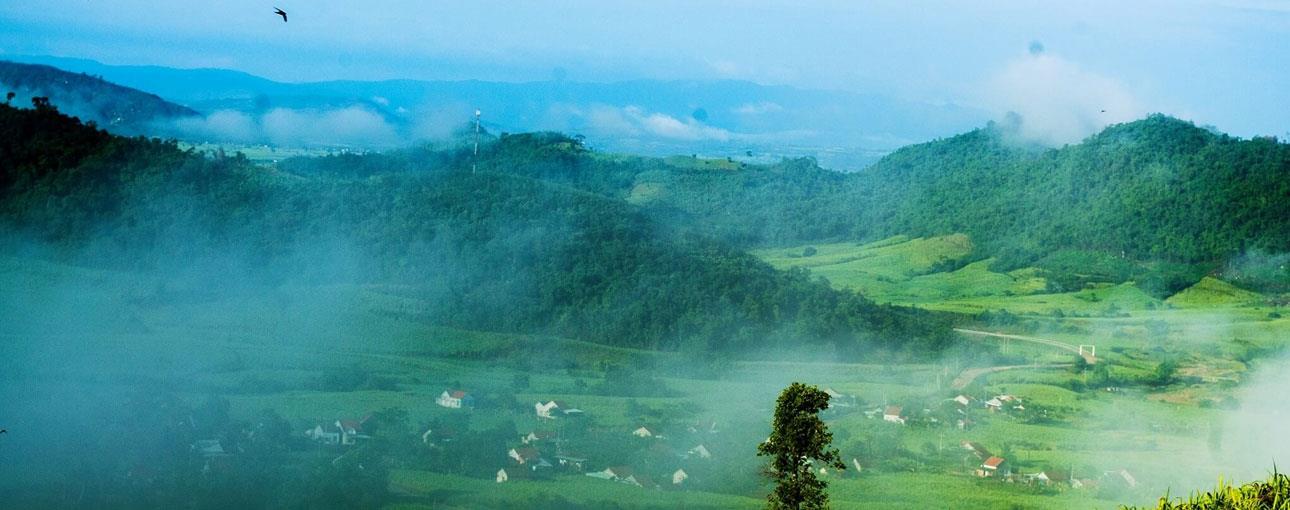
[
  {"left": 1100, "top": 109, "right": 1107, "bottom": 113},
  {"left": 0, "top": 429, "right": 7, "bottom": 434},
  {"left": 274, "top": 7, "right": 288, "bottom": 22}
]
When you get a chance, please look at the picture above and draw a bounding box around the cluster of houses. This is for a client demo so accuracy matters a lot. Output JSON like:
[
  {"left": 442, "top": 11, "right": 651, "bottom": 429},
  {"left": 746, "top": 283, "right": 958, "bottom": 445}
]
[
  {"left": 959, "top": 440, "right": 1137, "bottom": 490},
  {"left": 495, "top": 418, "right": 721, "bottom": 490},
  {"left": 305, "top": 416, "right": 372, "bottom": 446}
]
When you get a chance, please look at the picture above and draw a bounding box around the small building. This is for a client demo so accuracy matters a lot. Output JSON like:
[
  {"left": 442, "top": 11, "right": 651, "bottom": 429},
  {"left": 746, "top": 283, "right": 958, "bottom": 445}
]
[
  {"left": 632, "top": 426, "right": 657, "bottom": 438},
  {"left": 672, "top": 468, "right": 688, "bottom": 485},
  {"left": 521, "top": 430, "right": 555, "bottom": 444},
  {"left": 977, "top": 456, "right": 1009, "bottom": 478},
  {"left": 436, "top": 389, "right": 475, "bottom": 409},
  {"left": 508, "top": 446, "right": 543, "bottom": 465},
  {"left": 535, "top": 400, "right": 584, "bottom": 419},
  {"left": 883, "top": 406, "right": 906, "bottom": 425},
  {"left": 687, "top": 444, "right": 712, "bottom": 460},
  {"left": 496, "top": 466, "right": 531, "bottom": 483},
  {"left": 192, "top": 439, "right": 229, "bottom": 458},
  {"left": 587, "top": 466, "right": 655, "bottom": 488},
  {"left": 953, "top": 395, "right": 972, "bottom": 406},
  {"left": 823, "top": 387, "right": 857, "bottom": 407},
  {"left": 687, "top": 420, "right": 719, "bottom": 434},
  {"left": 306, "top": 417, "right": 370, "bottom": 446},
  {"left": 555, "top": 454, "right": 588, "bottom": 472},
  {"left": 960, "top": 441, "right": 991, "bottom": 459}
]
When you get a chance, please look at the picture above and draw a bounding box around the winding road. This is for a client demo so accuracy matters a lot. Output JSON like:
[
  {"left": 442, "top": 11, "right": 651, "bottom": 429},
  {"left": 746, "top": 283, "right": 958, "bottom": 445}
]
[
  {"left": 953, "top": 328, "right": 1096, "bottom": 363},
  {"left": 947, "top": 328, "right": 1095, "bottom": 389}
]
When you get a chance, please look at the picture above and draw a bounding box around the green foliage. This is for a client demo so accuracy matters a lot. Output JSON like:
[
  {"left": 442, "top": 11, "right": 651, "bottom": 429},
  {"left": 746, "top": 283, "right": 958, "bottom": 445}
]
[
  {"left": 758, "top": 382, "right": 845, "bottom": 510},
  {"left": 1124, "top": 471, "right": 1290, "bottom": 509},
  {"left": 0, "top": 103, "right": 950, "bottom": 359}
]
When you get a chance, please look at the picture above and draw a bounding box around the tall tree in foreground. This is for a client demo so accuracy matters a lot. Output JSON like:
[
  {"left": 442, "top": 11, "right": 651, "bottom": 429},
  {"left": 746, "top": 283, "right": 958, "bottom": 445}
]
[{"left": 758, "top": 382, "right": 845, "bottom": 509}]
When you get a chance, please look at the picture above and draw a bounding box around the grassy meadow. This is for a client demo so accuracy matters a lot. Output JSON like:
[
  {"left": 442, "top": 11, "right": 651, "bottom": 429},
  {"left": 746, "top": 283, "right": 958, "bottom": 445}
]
[{"left": 2, "top": 233, "right": 1286, "bottom": 509}]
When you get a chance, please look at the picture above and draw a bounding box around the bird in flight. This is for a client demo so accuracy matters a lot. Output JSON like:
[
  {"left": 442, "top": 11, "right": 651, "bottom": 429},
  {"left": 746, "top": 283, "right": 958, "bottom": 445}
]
[
  {"left": 274, "top": 7, "right": 288, "bottom": 22},
  {"left": 0, "top": 429, "right": 7, "bottom": 434},
  {"left": 1100, "top": 109, "right": 1107, "bottom": 113}
]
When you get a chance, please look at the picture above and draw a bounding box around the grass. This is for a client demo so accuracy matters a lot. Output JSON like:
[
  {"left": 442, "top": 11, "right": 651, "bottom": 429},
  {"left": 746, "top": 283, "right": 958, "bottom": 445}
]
[
  {"left": 4, "top": 244, "right": 1289, "bottom": 510},
  {"left": 1165, "top": 277, "right": 1265, "bottom": 308}
]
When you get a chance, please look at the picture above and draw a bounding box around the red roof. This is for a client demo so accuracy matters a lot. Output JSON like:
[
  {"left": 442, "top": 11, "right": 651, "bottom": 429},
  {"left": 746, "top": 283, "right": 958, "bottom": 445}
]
[
  {"left": 982, "top": 456, "right": 1006, "bottom": 468},
  {"left": 884, "top": 406, "right": 903, "bottom": 416},
  {"left": 449, "top": 390, "right": 468, "bottom": 398}
]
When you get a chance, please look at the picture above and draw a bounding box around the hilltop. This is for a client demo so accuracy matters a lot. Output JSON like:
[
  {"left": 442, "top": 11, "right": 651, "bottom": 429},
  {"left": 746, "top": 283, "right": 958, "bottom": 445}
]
[
  {"left": 0, "top": 60, "right": 199, "bottom": 134},
  {"left": 0, "top": 101, "right": 951, "bottom": 358}
]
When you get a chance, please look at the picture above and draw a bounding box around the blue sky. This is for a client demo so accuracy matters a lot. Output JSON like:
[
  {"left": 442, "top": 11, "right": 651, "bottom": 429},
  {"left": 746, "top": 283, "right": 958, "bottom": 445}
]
[{"left": 1, "top": 0, "right": 1286, "bottom": 138}]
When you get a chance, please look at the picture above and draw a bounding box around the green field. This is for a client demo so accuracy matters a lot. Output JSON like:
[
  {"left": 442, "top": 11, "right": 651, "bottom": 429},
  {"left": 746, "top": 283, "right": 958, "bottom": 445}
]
[{"left": 4, "top": 240, "right": 1288, "bottom": 509}]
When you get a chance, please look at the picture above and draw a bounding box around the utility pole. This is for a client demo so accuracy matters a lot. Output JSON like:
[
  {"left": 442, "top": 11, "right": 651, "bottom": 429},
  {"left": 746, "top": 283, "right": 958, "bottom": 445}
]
[{"left": 473, "top": 109, "right": 481, "bottom": 174}]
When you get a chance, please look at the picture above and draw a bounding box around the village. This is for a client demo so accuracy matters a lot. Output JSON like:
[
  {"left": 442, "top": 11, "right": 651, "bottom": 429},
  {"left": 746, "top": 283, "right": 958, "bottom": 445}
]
[{"left": 176, "top": 382, "right": 1142, "bottom": 497}]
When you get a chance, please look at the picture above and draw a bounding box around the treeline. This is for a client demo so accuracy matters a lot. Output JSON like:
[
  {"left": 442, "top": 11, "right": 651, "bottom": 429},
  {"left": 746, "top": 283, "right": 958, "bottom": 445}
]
[
  {"left": 443, "top": 117, "right": 1288, "bottom": 295},
  {"left": 0, "top": 102, "right": 952, "bottom": 358}
]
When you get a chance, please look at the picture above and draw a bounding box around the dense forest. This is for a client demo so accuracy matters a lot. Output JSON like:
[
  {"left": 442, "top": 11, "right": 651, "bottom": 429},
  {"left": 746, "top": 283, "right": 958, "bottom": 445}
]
[
  {"left": 0, "top": 101, "right": 951, "bottom": 358},
  {"left": 445, "top": 117, "right": 1289, "bottom": 296}
]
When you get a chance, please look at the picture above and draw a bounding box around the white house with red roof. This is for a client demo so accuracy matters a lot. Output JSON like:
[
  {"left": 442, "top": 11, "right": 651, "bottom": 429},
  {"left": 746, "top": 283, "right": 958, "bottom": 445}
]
[
  {"left": 883, "top": 406, "right": 906, "bottom": 425},
  {"left": 977, "top": 456, "right": 1009, "bottom": 477},
  {"left": 436, "top": 389, "right": 474, "bottom": 409}
]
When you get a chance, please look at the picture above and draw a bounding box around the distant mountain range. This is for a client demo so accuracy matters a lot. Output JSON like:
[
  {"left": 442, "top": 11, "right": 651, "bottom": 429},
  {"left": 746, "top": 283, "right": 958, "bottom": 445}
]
[{"left": 0, "top": 55, "right": 990, "bottom": 169}]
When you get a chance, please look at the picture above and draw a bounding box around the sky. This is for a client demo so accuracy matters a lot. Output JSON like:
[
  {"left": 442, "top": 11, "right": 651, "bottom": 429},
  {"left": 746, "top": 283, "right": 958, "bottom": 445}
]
[{"left": 0, "top": 0, "right": 1287, "bottom": 138}]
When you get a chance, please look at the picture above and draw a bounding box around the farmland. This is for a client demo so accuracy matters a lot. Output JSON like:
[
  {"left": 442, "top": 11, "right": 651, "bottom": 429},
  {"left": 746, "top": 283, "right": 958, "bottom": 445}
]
[{"left": 4, "top": 234, "right": 1286, "bottom": 508}]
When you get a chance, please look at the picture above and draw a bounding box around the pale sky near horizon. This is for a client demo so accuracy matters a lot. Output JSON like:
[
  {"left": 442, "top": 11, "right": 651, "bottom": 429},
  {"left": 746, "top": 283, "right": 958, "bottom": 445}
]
[{"left": 1, "top": 0, "right": 1286, "bottom": 138}]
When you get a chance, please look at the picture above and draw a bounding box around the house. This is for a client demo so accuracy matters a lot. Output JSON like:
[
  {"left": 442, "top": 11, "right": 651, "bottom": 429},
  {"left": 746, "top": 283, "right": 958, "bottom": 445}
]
[
  {"left": 977, "top": 456, "right": 1009, "bottom": 478},
  {"left": 823, "top": 387, "right": 856, "bottom": 407},
  {"left": 1103, "top": 469, "right": 1138, "bottom": 488},
  {"left": 306, "top": 423, "right": 341, "bottom": 445},
  {"left": 632, "top": 426, "right": 657, "bottom": 438},
  {"left": 984, "top": 398, "right": 1003, "bottom": 412},
  {"left": 953, "top": 394, "right": 972, "bottom": 406},
  {"left": 1030, "top": 470, "right": 1069, "bottom": 486},
  {"left": 535, "top": 400, "right": 584, "bottom": 419},
  {"left": 672, "top": 468, "right": 688, "bottom": 485},
  {"left": 883, "top": 406, "right": 906, "bottom": 425},
  {"left": 587, "top": 466, "right": 655, "bottom": 488},
  {"left": 555, "top": 454, "right": 588, "bottom": 472},
  {"left": 686, "top": 444, "right": 712, "bottom": 460},
  {"left": 421, "top": 426, "right": 458, "bottom": 446},
  {"left": 960, "top": 441, "right": 991, "bottom": 459},
  {"left": 521, "top": 430, "right": 556, "bottom": 444},
  {"left": 336, "top": 419, "right": 370, "bottom": 445},
  {"left": 687, "top": 420, "right": 719, "bottom": 434},
  {"left": 508, "top": 446, "right": 544, "bottom": 465},
  {"left": 496, "top": 466, "right": 531, "bottom": 483},
  {"left": 192, "top": 439, "right": 228, "bottom": 458},
  {"left": 436, "top": 389, "right": 475, "bottom": 409},
  {"left": 306, "top": 418, "right": 370, "bottom": 446}
]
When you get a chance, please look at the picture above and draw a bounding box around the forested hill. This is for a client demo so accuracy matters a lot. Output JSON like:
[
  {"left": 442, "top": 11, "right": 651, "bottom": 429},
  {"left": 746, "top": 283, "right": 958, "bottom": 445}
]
[
  {"left": 854, "top": 115, "right": 1289, "bottom": 265},
  {"left": 0, "top": 61, "right": 199, "bottom": 134},
  {"left": 0, "top": 102, "right": 952, "bottom": 358},
  {"left": 451, "top": 116, "right": 1287, "bottom": 290}
]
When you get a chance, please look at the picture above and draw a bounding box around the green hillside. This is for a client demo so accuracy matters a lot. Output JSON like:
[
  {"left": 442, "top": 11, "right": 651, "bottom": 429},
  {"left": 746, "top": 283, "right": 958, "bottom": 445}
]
[
  {"left": 369, "top": 116, "right": 1289, "bottom": 300},
  {"left": 0, "top": 102, "right": 950, "bottom": 358}
]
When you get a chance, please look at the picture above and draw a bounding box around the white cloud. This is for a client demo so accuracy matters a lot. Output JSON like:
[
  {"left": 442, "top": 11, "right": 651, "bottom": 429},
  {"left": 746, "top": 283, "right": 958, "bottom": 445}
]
[
  {"left": 164, "top": 106, "right": 402, "bottom": 147},
  {"left": 732, "top": 101, "right": 784, "bottom": 115},
  {"left": 569, "top": 104, "right": 732, "bottom": 142},
  {"left": 981, "top": 53, "right": 1144, "bottom": 145}
]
